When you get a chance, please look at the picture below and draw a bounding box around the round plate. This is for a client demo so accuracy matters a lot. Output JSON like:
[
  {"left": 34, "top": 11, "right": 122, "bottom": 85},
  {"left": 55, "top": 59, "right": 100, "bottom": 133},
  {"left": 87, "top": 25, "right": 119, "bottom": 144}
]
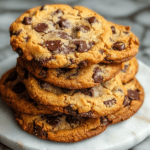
[{"left": 0, "top": 55, "right": 150, "bottom": 150}]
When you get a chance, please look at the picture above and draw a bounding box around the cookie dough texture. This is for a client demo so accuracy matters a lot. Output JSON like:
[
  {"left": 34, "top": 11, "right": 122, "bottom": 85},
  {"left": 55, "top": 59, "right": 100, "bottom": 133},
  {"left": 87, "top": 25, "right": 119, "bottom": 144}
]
[
  {"left": 119, "top": 57, "right": 138, "bottom": 83},
  {"left": 10, "top": 4, "right": 112, "bottom": 68},
  {"left": 15, "top": 113, "right": 107, "bottom": 142},
  {"left": 0, "top": 68, "right": 54, "bottom": 115},
  {"left": 17, "top": 69, "right": 126, "bottom": 118},
  {"left": 100, "top": 78, "right": 144, "bottom": 125},
  {"left": 17, "top": 57, "right": 121, "bottom": 89},
  {"left": 10, "top": 4, "right": 139, "bottom": 68}
]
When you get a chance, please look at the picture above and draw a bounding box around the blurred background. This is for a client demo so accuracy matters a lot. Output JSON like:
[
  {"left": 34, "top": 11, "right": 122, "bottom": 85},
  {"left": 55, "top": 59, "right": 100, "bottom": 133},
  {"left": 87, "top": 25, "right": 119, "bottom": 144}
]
[{"left": 0, "top": 0, "right": 150, "bottom": 149}]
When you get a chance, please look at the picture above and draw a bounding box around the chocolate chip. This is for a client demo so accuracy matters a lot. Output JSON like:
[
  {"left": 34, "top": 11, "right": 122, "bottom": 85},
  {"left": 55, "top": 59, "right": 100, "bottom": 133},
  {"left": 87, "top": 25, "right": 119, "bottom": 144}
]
[
  {"left": 45, "top": 40, "right": 61, "bottom": 52},
  {"left": 16, "top": 48, "right": 23, "bottom": 57},
  {"left": 88, "top": 41, "right": 96, "bottom": 50},
  {"left": 113, "top": 42, "right": 126, "bottom": 51},
  {"left": 121, "top": 64, "right": 129, "bottom": 72},
  {"left": 41, "top": 115, "right": 60, "bottom": 126},
  {"left": 74, "top": 40, "right": 88, "bottom": 53},
  {"left": 100, "top": 116, "right": 111, "bottom": 125},
  {"left": 76, "top": 25, "right": 90, "bottom": 32},
  {"left": 78, "top": 60, "right": 88, "bottom": 68},
  {"left": 128, "top": 90, "right": 139, "bottom": 100},
  {"left": 123, "top": 96, "right": 130, "bottom": 107},
  {"left": 35, "top": 23, "right": 48, "bottom": 32},
  {"left": 58, "top": 19, "right": 70, "bottom": 28},
  {"left": 38, "top": 80, "right": 49, "bottom": 90},
  {"left": 5, "top": 69, "right": 17, "bottom": 83},
  {"left": 34, "top": 124, "right": 47, "bottom": 137},
  {"left": 54, "top": 9, "right": 62, "bottom": 14},
  {"left": 12, "top": 82, "right": 26, "bottom": 94},
  {"left": 70, "top": 58, "right": 74, "bottom": 64},
  {"left": 78, "top": 111, "right": 93, "bottom": 118},
  {"left": 123, "top": 31, "right": 129, "bottom": 34},
  {"left": 65, "top": 105, "right": 77, "bottom": 115},
  {"left": 66, "top": 115, "right": 81, "bottom": 125},
  {"left": 99, "top": 49, "right": 104, "bottom": 55},
  {"left": 23, "top": 68, "right": 29, "bottom": 79},
  {"left": 40, "top": 5, "right": 47, "bottom": 11},
  {"left": 39, "top": 67, "right": 48, "bottom": 78},
  {"left": 111, "top": 26, "right": 116, "bottom": 34},
  {"left": 78, "top": 88, "right": 94, "bottom": 97},
  {"left": 88, "top": 17, "right": 97, "bottom": 24},
  {"left": 92, "top": 67, "right": 103, "bottom": 83},
  {"left": 22, "top": 17, "right": 32, "bottom": 25},
  {"left": 24, "top": 36, "right": 30, "bottom": 42},
  {"left": 57, "top": 68, "right": 71, "bottom": 77},
  {"left": 10, "top": 29, "right": 22, "bottom": 36},
  {"left": 104, "top": 98, "right": 116, "bottom": 107},
  {"left": 58, "top": 32, "right": 69, "bottom": 39}
]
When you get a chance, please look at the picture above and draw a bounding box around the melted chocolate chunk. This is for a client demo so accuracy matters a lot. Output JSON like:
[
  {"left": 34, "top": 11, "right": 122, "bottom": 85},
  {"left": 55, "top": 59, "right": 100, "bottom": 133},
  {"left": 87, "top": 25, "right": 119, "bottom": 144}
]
[
  {"left": 121, "top": 64, "right": 129, "bottom": 72},
  {"left": 104, "top": 98, "right": 116, "bottom": 107},
  {"left": 88, "top": 41, "right": 96, "bottom": 50},
  {"left": 78, "top": 111, "right": 93, "bottom": 118},
  {"left": 79, "top": 88, "right": 94, "bottom": 97},
  {"left": 128, "top": 90, "right": 139, "bottom": 100},
  {"left": 35, "top": 56, "right": 55, "bottom": 66},
  {"left": 40, "top": 5, "right": 47, "bottom": 11},
  {"left": 38, "top": 80, "right": 49, "bottom": 90},
  {"left": 99, "top": 49, "right": 104, "bottom": 55},
  {"left": 39, "top": 67, "right": 48, "bottom": 78},
  {"left": 113, "top": 42, "right": 125, "bottom": 51},
  {"left": 45, "top": 40, "right": 61, "bottom": 52},
  {"left": 34, "top": 124, "right": 47, "bottom": 137},
  {"left": 58, "top": 32, "right": 69, "bottom": 39},
  {"left": 76, "top": 25, "right": 90, "bottom": 32},
  {"left": 24, "top": 36, "right": 30, "bottom": 42},
  {"left": 88, "top": 16, "right": 97, "bottom": 24},
  {"left": 123, "top": 31, "right": 129, "bottom": 34},
  {"left": 78, "top": 60, "right": 88, "bottom": 68},
  {"left": 12, "top": 82, "right": 26, "bottom": 94},
  {"left": 70, "top": 58, "right": 75, "bottom": 64},
  {"left": 65, "top": 105, "right": 77, "bottom": 115},
  {"left": 54, "top": 9, "right": 62, "bottom": 14},
  {"left": 92, "top": 67, "right": 103, "bottom": 83},
  {"left": 10, "top": 29, "right": 22, "bottom": 36},
  {"left": 123, "top": 96, "right": 131, "bottom": 107},
  {"left": 41, "top": 115, "right": 60, "bottom": 126},
  {"left": 16, "top": 48, "right": 23, "bottom": 57},
  {"left": 66, "top": 115, "right": 81, "bottom": 125},
  {"left": 111, "top": 26, "right": 116, "bottom": 34},
  {"left": 35, "top": 23, "right": 48, "bottom": 32},
  {"left": 57, "top": 68, "right": 71, "bottom": 77},
  {"left": 74, "top": 40, "right": 88, "bottom": 53},
  {"left": 100, "top": 116, "right": 111, "bottom": 125},
  {"left": 5, "top": 69, "right": 17, "bottom": 83},
  {"left": 58, "top": 19, "right": 70, "bottom": 28},
  {"left": 22, "top": 17, "right": 32, "bottom": 25}
]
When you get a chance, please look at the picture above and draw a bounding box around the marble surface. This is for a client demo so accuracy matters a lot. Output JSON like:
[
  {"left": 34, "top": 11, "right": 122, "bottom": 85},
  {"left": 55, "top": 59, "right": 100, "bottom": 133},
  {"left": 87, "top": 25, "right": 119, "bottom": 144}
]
[{"left": 0, "top": 0, "right": 150, "bottom": 149}]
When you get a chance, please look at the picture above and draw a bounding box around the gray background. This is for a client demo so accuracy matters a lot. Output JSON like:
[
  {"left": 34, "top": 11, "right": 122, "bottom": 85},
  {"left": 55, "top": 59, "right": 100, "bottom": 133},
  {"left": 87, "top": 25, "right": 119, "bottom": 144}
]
[{"left": 0, "top": 0, "right": 150, "bottom": 149}]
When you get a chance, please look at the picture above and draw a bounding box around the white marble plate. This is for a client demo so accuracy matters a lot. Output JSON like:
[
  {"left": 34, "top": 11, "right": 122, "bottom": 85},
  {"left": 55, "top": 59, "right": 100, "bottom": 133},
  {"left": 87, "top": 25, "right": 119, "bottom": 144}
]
[{"left": 0, "top": 55, "right": 150, "bottom": 150}]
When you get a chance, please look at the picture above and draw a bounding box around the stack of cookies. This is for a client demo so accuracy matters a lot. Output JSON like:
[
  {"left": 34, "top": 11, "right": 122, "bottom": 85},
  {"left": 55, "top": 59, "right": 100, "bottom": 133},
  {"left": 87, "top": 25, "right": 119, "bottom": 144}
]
[{"left": 0, "top": 4, "right": 144, "bottom": 143}]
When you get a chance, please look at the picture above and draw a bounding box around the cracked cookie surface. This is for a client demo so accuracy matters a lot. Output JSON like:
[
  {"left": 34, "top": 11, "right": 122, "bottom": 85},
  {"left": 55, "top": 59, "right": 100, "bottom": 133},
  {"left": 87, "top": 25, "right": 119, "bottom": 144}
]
[
  {"left": 15, "top": 112, "right": 107, "bottom": 142},
  {"left": 100, "top": 78, "right": 144, "bottom": 125},
  {"left": 10, "top": 4, "right": 112, "bottom": 68},
  {"left": 17, "top": 69, "right": 126, "bottom": 118},
  {"left": 17, "top": 57, "right": 121, "bottom": 89}
]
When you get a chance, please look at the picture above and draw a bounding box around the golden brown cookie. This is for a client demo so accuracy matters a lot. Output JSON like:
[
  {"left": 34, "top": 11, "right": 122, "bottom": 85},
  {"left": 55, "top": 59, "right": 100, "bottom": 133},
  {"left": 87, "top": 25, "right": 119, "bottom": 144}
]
[
  {"left": 100, "top": 78, "right": 144, "bottom": 125},
  {"left": 17, "top": 68, "right": 126, "bottom": 118},
  {"left": 16, "top": 57, "right": 121, "bottom": 89},
  {"left": 0, "top": 68, "right": 55, "bottom": 115},
  {"left": 119, "top": 57, "right": 138, "bottom": 83},
  {"left": 10, "top": 4, "right": 112, "bottom": 68}
]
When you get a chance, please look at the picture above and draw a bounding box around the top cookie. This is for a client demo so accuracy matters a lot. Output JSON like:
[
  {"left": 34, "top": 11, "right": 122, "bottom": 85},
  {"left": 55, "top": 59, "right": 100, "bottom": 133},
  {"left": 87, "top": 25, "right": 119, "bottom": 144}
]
[{"left": 10, "top": 4, "right": 112, "bottom": 68}]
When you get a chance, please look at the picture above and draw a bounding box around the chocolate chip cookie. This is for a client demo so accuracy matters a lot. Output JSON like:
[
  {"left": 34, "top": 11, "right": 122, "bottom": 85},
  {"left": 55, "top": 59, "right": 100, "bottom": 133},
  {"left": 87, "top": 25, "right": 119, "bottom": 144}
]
[
  {"left": 119, "top": 57, "right": 138, "bottom": 83},
  {"left": 17, "top": 57, "right": 121, "bottom": 89},
  {"left": 10, "top": 4, "right": 112, "bottom": 68},
  {"left": 100, "top": 78, "right": 144, "bottom": 125},
  {"left": 15, "top": 112, "right": 107, "bottom": 142},
  {"left": 17, "top": 69, "right": 126, "bottom": 118},
  {"left": 102, "top": 22, "right": 139, "bottom": 64},
  {"left": 0, "top": 68, "right": 55, "bottom": 115}
]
